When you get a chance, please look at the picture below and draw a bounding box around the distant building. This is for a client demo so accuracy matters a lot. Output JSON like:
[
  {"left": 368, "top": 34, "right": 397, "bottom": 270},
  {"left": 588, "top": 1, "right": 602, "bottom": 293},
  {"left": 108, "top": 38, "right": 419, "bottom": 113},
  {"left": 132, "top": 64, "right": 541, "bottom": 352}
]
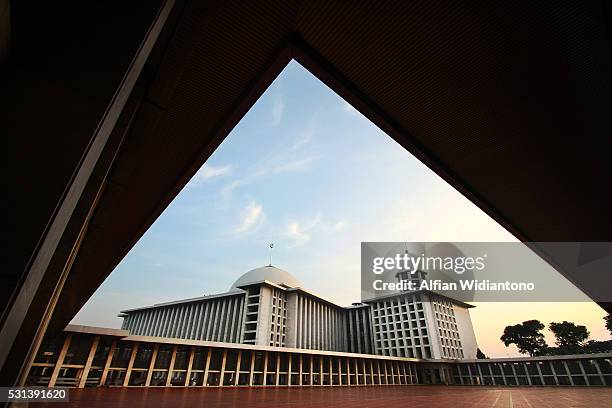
[{"left": 120, "top": 265, "right": 478, "bottom": 360}]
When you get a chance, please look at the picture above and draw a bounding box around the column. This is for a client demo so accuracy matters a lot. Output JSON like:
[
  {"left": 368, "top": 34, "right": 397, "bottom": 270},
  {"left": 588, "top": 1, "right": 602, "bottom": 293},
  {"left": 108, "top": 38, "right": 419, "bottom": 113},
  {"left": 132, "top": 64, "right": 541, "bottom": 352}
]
[
  {"left": 203, "top": 348, "right": 212, "bottom": 386},
  {"left": 549, "top": 362, "right": 559, "bottom": 386},
  {"left": 319, "top": 355, "right": 323, "bottom": 385},
  {"left": 535, "top": 361, "right": 545, "bottom": 386},
  {"left": 299, "top": 354, "right": 303, "bottom": 386},
  {"left": 99, "top": 340, "right": 117, "bottom": 386},
  {"left": 123, "top": 343, "right": 139, "bottom": 386},
  {"left": 248, "top": 351, "right": 255, "bottom": 386},
  {"left": 562, "top": 361, "right": 575, "bottom": 386},
  {"left": 523, "top": 363, "right": 532, "bottom": 386},
  {"left": 77, "top": 336, "right": 100, "bottom": 388},
  {"left": 219, "top": 349, "right": 227, "bottom": 386},
  {"left": 309, "top": 355, "right": 313, "bottom": 386},
  {"left": 287, "top": 353, "right": 292, "bottom": 386},
  {"left": 185, "top": 347, "right": 195, "bottom": 386},
  {"left": 369, "top": 360, "right": 374, "bottom": 385},
  {"left": 593, "top": 359, "right": 606, "bottom": 386},
  {"left": 498, "top": 363, "right": 507, "bottom": 385},
  {"left": 476, "top": 363, "right": 485, "bottom": 385},
  {"left": 346, "top": 358, "right": 351, "bottom": 385},
  {"left": 510, "top": 363, "right": 518, "bottom": 386},
  {"left": 578, "top": 360, "right": 590, "bottom": 386},
  {"left": 48, "top": 334, "right": 72, "bottom": 387},
  {"left": 234, "top": 350, "right": 242, "bottom": 386},
  {"left": 145, "top": 344, "right": 159, "bottom": 386},
  {"left": 275, "top": 353, "right": 280, "bottom": 386},
  {"left": 262, "top": 352, "right": 268, "bottom": 385},
  {"left": 165, "top": 346, "right": 178, "bottom": 386}
]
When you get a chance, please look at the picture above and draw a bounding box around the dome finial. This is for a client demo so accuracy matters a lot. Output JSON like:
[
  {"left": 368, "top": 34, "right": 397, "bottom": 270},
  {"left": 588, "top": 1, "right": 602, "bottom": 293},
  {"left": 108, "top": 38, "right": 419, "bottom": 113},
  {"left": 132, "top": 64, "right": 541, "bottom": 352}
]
[{"left": 268, "top": 242, "right": 274, "bottom": 266}]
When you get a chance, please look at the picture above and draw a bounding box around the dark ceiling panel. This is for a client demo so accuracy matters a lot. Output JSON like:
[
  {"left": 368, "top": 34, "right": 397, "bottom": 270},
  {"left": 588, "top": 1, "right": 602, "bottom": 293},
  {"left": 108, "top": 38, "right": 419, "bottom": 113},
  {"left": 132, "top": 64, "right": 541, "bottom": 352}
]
[
  {"left": 295, "top": 0, "right": 612, "bottom": 242},
  {"left": 8, "top": 0, "right": 609, "bottom": 335}
]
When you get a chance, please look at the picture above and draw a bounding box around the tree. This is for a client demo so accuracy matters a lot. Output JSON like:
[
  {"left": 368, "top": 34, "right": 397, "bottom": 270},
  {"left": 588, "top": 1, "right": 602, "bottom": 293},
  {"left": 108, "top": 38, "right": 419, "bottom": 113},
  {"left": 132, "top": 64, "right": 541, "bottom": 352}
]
[
  {"left": 476, "top": 348, "right": 488, "bottom": 359},
  {"left": 583, "top": 340, "right": 612, "bottom": 354},
  {"left": 549, "top": 321, "right": 589, "bottom": 355},
  {"left": 500, "top": 320, "right": 548, "bottom": 356},
  {"left": 605, "top": 314, "right": 612, "bottom": 336}
]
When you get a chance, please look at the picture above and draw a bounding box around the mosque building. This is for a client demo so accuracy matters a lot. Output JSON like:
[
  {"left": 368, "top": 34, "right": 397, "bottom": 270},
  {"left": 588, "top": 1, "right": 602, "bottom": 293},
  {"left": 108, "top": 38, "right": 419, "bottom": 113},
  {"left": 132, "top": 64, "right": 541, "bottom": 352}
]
[{"left": 119, "top": 265, "right": 478, "bottom": 360}]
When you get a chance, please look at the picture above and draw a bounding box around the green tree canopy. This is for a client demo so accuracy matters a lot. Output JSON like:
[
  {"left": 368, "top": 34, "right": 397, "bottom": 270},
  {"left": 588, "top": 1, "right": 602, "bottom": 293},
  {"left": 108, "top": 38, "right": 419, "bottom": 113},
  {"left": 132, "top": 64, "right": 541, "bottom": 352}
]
[
  {"left": 500, "top": 320, "right": 548, "bottom": 356},
  {"left": 549, "top": 321, "right": 589, "bottom": 355},
  {"left": 605, "top": 314, "right": 611, "bottom": 336}
]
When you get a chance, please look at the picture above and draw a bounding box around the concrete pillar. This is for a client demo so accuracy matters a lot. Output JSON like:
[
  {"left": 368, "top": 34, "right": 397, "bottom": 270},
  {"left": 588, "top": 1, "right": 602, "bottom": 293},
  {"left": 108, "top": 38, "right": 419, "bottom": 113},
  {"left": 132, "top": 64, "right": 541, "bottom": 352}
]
[
  {"left": 234, "top": 350, "right": 242, "bottom": 386},
  {"left": 534, "top": 361, "right": 545, "bottom": 386},
  {"left": 48, "top": 334, "right": 72, "bottom": 387},
  {"left": 262, "top": 352, "right": 268, "bottom": 385},
  {"left": 523, "top": 363, "right": 532, "bottom": 386},
  {"left": 287, "top": 353, "right": 292, "bottom": 386},
  {"left": 145, "top": 344, "right": 159, "bottom": 386},
  {"left": 219, "top": 349, "right": 227, "bottom": 386},
  {"left": 275, "top": 353, "right": 280, "bottom": 386},
  {"left": 123, "top": 343, "right": 139, "bottom": 386},
  {"left": 165, "top": 346, "right": 177, "bottom": 386},
  {"left": 299, "top": 354, "right": 303, "bottom": 386},
  {"left": 562, "top": 360, "right": 574, "bottom": 386},
  {"left": 209, "top": 302, "right": 219, "bottom": 341},
  {"left": 383, "top": 360, "right": 389, "bottom": 385},
  {"left": 99, "top": 340, "right": 117, "bottom": 386},
  {"left": 549, "top": 362, "right": 559, "bottom": 385},
  {"left": 476, "top": 363, "right": 485, "bottom": 385},
  {"left": 346, "top": 357, "right": 351, "bottom": 385},
  {"left": 248, "top": 351, "right": 255, "bottom": 386},
  {"left": 318, "top": 355, "right": 323, "bottom": 385},
  {"left": 577, "top": 360, "right": 589, "bottom": 386},
  {"left": 185, "top": 346, "right": 195, "bottom": 386},
  {"left": 77, "top": 335, "right": 100, "bottom": 388},
  {"left": 309, "top": 354, "right": 313, "bottom": 386},
  {"left": 200, "top": 303, "right": 210, "bottom": 340},
  {"left": 203, "top": 348, "right": 212, "bottom": 386},
  {"left": 592, "top": 359, "right": 606, "bottom": 385},
  {"left": 229, "top": 298, "right": 238, "bottom": 342}
]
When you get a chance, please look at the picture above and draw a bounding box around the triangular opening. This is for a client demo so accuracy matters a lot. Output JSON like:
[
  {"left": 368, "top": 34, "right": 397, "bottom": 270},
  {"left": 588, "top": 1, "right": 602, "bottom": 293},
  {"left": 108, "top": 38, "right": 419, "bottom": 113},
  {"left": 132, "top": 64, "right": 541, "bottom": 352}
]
[{"left": 62, "top": 61, "right": 607, "bottom": 363}]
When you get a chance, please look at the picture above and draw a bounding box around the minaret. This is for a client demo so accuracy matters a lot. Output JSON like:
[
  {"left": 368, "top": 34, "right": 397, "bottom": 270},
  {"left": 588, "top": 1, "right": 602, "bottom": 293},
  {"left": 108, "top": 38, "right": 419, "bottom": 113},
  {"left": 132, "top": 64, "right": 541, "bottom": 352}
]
[{"left": 395, "top": 269, "right": 428, "bottom": 291}]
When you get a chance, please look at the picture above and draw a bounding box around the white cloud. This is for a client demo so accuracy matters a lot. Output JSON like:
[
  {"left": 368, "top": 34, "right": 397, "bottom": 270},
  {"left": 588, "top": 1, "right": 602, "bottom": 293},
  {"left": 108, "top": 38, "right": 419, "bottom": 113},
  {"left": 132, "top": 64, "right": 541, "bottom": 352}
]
[
  {"left": 285, "top": 214, "right": 321, "bottom": 246},
  {"left": 221, "top": 157, "right": 316, "bottom": 199},
  {"left": 270, "top": 157, "right": 314, "bottom": 174},
  {"left": 333, "top": 220, "right": 348, "bottom": 231},
  {"left": 291, "top": 119, "right": 316, "bottom": 150},
  {"left": 272, "top": 95, "right": 285, "bottom": 126},
  {"left": 235, "top": 201, "right": 265, "bottom": 233},
  {"left": 188, "top": 163, "right": 232, "bottom": 187},
  {"left": 286, "top": 222, "right": 310, "bottom": 243}
]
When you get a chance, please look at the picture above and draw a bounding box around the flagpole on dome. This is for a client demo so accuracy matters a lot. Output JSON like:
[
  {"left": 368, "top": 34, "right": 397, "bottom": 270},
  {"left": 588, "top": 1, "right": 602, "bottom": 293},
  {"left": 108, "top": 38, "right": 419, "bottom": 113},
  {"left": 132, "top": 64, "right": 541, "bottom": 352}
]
[{"left": 268, "top": 242, "right": 274, "bottom": 266}]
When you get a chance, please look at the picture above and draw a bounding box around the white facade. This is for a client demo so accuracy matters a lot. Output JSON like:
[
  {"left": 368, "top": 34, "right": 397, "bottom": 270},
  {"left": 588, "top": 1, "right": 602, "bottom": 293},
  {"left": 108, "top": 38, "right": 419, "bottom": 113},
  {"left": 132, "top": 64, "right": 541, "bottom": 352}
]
[{"left": 120, "top": 265, "right": 478, "bottom": 360}]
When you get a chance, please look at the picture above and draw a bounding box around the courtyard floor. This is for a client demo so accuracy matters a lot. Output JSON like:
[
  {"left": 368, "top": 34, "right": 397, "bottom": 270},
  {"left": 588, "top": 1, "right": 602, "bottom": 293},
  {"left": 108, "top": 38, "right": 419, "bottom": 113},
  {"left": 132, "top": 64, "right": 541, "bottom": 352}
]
[{"left": 33, "top": 386, "right": 612, "bottom": 408}]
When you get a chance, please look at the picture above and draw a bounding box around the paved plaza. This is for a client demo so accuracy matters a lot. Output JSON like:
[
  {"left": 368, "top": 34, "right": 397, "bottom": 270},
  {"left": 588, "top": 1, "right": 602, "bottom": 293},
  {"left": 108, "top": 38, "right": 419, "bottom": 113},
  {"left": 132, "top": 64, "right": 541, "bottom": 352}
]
[{"left": 34, "top": 386, "right": 612, "bottom": 408}]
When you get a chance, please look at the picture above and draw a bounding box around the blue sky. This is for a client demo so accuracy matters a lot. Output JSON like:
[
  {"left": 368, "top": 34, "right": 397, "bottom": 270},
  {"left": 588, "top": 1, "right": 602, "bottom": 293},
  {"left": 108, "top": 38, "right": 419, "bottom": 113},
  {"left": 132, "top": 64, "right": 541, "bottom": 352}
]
[{"left": 73, "top": 61, "right": 608, "bottom": 357}]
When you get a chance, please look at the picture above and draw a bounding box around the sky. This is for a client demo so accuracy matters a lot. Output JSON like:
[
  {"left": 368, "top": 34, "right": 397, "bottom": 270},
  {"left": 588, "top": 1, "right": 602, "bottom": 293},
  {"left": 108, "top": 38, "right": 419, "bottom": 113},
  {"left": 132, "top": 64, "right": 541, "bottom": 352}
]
[{"left": 73, "top": 61, "right": 609, "bottom": 357}]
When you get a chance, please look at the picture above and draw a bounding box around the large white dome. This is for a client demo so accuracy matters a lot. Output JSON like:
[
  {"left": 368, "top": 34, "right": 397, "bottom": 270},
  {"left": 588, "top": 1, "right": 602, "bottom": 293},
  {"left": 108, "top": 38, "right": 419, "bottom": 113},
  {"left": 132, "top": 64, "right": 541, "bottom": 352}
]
[{"left": 230, "top": 266, "right": 301, "bottom": 290}]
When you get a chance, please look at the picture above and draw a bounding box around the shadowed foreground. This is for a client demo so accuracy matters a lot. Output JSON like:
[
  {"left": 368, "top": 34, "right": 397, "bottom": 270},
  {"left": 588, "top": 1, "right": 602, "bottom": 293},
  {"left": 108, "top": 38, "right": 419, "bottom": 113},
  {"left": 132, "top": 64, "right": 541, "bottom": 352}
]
[{"left": 33, "top": 386, "right": 612, "bottom": 407}]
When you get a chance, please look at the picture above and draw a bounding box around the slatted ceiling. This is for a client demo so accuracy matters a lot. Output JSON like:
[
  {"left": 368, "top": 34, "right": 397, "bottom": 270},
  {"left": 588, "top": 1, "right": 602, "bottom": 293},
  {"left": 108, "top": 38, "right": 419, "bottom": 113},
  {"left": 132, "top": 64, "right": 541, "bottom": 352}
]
[
  {"left": 41, "top": 0, "right": 611, "bottom": 335},
  {"left": 300, "top": 0, "right": 612, "bottom": 242}
]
